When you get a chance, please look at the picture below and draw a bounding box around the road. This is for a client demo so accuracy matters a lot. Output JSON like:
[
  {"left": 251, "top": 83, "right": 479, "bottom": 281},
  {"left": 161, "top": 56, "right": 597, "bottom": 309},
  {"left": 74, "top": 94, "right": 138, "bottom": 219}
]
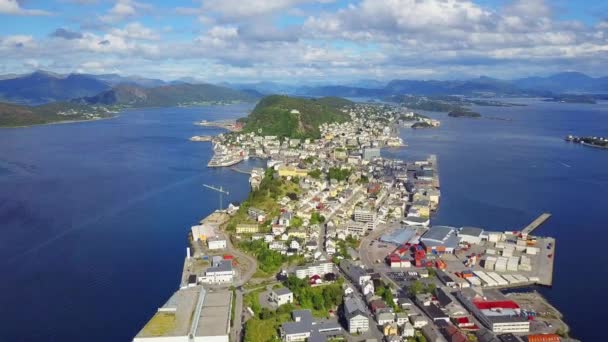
[
  {"left": 358, "top": 222, "right": 403, "bottom": 290},
  {"left": 316, "top": 186, "right": 364, "bottom": 257},
  {"left": 230, "top": 289, "right": 244, "bottom": 342},
  {"left": 218, "top": 230, "right": 258, "bottom": 287}
]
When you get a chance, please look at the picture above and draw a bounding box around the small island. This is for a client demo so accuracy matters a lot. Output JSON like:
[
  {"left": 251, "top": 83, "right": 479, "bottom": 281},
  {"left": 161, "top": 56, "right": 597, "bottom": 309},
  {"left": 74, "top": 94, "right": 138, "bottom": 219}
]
[
  {"left": 448, "top": 108, "right": 481, "bottom": 118},
  {"left": 565, "top": 135, "right": 608, "bottom": 149}
]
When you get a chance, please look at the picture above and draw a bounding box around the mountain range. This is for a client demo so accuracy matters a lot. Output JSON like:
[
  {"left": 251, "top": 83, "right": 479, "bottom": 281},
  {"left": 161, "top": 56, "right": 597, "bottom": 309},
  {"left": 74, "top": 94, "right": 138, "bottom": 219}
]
[{"left": 2, "top": 70, "right": 608, "bottom": 106}]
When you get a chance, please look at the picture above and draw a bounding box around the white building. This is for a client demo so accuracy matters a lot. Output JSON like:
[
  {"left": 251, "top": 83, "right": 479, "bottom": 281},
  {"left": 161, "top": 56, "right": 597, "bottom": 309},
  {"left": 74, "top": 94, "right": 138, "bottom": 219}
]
[
  {"left": 207, "top": 238, "right": 227, "bottom": 250},
  {"left": 354, "top": 208, "right": 376, "bottom": 225},
  {"left": 199, "top": 260, "right": 234, "bottom": 284},
  {"left": 295, "top": 261, "right": 333, "bottom": 279},
  {"left": 458, "top": 227, "right": 484, "bottom": 245},
  {"left": 401, "top": 322, "right": 415, "bottom": 338},
  {"left": 270, "top": 288, "right": 294, "bottom": 306},
  {"left": 344, "top": 296, "right": 370, "bottom": 334}
]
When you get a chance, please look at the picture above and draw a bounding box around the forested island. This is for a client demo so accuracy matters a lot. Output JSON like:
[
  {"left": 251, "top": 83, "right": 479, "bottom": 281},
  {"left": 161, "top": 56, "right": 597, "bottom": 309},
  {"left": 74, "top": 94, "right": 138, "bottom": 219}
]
[{"left": 448, "top": 108, "right": 481, "bottom": 118}]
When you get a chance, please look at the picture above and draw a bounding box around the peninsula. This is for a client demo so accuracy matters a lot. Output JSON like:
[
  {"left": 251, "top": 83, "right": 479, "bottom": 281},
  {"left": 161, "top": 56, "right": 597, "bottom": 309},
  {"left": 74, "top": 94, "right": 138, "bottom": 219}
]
[{"left": 133, "top": 96, "right": 572, "bottom": 342}]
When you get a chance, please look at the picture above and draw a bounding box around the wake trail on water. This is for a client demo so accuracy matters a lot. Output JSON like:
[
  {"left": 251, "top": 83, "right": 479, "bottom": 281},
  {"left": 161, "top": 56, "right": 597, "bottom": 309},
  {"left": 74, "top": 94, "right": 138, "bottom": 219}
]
[{"left": 4, "top": 174, "right": 202, "bottom": 265}]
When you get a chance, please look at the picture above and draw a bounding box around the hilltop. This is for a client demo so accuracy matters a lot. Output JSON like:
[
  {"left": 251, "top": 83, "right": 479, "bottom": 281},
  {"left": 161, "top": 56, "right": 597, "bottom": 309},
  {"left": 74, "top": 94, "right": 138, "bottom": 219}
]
[
  {"left": 241, "top": 95, "right": 352, "bottom": 138},
  {"left": 0, "top": 101, "right": 116, "bottom": 127},
  {"left": 76, "top": 83, "right": 257, "bottom": 107}
]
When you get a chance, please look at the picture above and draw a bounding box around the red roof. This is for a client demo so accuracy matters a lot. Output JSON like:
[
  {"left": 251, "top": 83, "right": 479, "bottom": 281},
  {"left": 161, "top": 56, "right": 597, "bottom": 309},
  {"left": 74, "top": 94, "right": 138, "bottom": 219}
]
[
  {"left": 527, "top": 334, "right": 560, "bottom": 342},
  {"left": 456, "top": 317, "right": 470, "bottom": 324},
  {"left": 389, "top": 255, "right": 401, "bottom": 262},
  {"left": 473, "top": 300, "right": 520, "bottom": 310},
  {"left": 223, "top": 254, "right": 234, "bottom": 260}
]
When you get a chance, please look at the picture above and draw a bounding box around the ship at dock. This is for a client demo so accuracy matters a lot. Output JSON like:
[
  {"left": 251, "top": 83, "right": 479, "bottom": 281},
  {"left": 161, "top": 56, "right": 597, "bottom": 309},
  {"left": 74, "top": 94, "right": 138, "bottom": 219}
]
[{"left": 189, "top": 135, "right": 213, "bottom": 142}]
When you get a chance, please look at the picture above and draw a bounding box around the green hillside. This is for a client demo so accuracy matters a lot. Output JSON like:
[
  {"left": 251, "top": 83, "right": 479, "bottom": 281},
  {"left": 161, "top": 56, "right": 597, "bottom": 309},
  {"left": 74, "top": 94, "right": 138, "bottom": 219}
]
[
  {"left": 0, "top": 101, "right": 115, "bottom": 127},
  {"left": 78, "top": 83, "right": 257, "bottom": 107},
  {"left": 242, "top": 95, "right": 352, "bottom": 138}
]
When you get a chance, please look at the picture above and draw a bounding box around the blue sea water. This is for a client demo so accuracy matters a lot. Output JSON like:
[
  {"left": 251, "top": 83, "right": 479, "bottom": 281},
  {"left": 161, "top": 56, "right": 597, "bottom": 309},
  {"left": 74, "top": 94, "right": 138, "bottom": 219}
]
[
  {"left": 0, "top": 99, "right": 606, "bottom": 341},
  {"left": 0, "top": 104, "right": 258, "bottom": 341}
]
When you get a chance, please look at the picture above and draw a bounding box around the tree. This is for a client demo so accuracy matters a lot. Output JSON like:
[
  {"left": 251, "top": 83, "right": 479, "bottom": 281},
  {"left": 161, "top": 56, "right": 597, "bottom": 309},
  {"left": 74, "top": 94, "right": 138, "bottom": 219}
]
[
  {"left": 409, "top": 280, "right": 424, "bottom": 296},
  {"left": 310, "top": 212, "right": 326, "bottom": 225},
  {"left": 291, "top": 216, "right": 303, "bottom": 228},
  {"left": 328, "top": 167, "right": 351, "bottom": 181},
  {"left": 309, "top": 169, "right": 323, "bottom": 179},
  {"left": 312, "top": 292, "right": 325, "bottom": 310}
]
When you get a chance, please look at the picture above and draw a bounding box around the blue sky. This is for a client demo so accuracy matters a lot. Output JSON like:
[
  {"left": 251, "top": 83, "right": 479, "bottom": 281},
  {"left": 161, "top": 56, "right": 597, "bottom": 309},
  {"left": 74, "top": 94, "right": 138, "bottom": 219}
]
[{"left": 0, "top": 0, "right": 607, "bottom": 83}]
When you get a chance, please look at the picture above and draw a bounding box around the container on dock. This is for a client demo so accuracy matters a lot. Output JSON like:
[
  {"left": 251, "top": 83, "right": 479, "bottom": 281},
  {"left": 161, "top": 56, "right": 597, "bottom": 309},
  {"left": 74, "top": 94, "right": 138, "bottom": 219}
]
[
  {"left": 526, "top": 247, "right": 539, "bottom": 255},
  {"left": 507, "top": 257, "right": 520, "bottom": 272},
  {"left": 466, "top": 276, "right": 482, "bottom": 286}
]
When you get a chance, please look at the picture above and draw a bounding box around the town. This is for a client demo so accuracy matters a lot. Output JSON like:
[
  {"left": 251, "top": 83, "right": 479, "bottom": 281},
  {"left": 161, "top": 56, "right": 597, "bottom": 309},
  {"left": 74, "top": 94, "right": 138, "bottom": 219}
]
[{"left": 133, "top": 102, "right": 569, "bottom": 342}]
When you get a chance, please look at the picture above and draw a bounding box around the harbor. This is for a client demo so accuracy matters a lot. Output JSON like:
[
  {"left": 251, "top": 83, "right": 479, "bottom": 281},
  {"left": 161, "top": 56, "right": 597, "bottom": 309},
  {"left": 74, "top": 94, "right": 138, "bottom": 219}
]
[{"left": 194, "top": 119, "right": 243, "bottom": 132}]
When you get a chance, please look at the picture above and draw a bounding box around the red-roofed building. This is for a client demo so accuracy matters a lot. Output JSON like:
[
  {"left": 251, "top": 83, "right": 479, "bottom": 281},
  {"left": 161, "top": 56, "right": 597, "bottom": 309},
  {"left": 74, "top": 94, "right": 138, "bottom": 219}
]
[
  {"left": 472, "top": 300, "right": 519, "bottom": 310},
  {"left": 527, "top": 334, "right": 561, "bottom": 342},
  {"left": 309, "top": 274, "right": 322, "bottom": 285}
]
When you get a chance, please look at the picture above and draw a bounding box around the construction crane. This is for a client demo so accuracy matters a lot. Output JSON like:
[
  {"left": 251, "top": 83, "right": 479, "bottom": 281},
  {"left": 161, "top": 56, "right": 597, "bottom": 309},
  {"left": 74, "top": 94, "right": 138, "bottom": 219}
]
[{"left": 202, "top": 184, "right": 230, "bottom": 210}]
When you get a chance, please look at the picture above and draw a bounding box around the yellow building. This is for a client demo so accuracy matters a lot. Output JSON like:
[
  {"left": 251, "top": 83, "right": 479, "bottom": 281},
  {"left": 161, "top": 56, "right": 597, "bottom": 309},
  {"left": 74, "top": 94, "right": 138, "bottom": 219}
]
[
  {"left": 277, "top": 166, "right": 308, "bottom": 178},
  {"left": 411, "top": 204, "right": 430, "bottom": 218},
  {"left": 383, "top": 323, "right": 398, "bottom": 336},
  {"left": 236, "top": 224, "right": 260, "bottom": 234},
  {"left": 287, "top": 229, "right": 307, "bottom": 239}
]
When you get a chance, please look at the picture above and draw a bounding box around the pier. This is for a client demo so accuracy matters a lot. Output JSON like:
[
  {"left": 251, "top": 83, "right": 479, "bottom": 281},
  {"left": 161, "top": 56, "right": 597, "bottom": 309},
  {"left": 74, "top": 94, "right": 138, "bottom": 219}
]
[
  {"left": 522, "top": 213, "right": 552, "bottom": 235},
  {"left": 229, "top": 166, "right": 252, "bottom": 175}
]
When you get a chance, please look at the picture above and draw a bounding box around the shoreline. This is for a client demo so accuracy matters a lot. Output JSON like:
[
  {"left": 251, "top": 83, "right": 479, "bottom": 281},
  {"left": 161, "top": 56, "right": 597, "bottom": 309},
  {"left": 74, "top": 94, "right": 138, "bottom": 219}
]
[{"left": 0, "top": 113, "right": 120, "bottom": 129}]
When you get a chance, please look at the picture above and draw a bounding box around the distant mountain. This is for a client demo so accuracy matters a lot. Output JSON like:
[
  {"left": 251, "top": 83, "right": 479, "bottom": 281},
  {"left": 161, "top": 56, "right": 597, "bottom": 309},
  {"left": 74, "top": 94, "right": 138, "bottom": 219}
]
[
  {"left": 513, "top": 72, "right": 608, "bottom": 93},
  {"left": 241, "top": 95, "right": 352, "bottom": 138},
  {"left": 0, "top": 101, "right": 115, "bottom": 127},
  {"left": 225, "top": 81, "right": 301, "bottom": 95},
  {"left": 297, "top": 76, "right": 530, "bottom": 98},
  {"left": 76, "top": 83, "right": 259, "bottom": 107},
  {"left": 91, "top": 74, "right": 168, "bottom": 88},
  {"left": 297, "top": 85, "right": 384, "bottom": 98},
  {"left": 0, "top": 71, "right": 110, "bottom": 105},
  {"left": 0, "top": 73, "right": 19, "bottom": 80}
]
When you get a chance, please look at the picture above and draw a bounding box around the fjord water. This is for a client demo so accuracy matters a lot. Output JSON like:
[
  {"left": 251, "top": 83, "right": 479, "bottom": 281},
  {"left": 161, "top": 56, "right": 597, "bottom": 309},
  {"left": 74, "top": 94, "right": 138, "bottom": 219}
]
[
  {"left": 0, "top": 100, "right": 605, "bottom": 341},
  {"left": 0, "top": 104, "right": 257, "bottom": 341}
]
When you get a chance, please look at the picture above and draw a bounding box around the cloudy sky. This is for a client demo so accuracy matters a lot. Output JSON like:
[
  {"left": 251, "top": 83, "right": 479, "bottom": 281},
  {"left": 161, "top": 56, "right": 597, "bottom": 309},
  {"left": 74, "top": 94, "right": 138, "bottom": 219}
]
[{"left": 1, "top": 0, "right": 607, "bottom": 83}]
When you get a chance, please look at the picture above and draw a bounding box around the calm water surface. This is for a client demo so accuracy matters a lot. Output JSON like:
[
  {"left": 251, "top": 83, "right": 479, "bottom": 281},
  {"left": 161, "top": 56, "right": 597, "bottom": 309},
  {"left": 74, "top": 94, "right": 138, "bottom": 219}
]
[{"left": 0, "top": 100, "right": 606, "bottom": 341}]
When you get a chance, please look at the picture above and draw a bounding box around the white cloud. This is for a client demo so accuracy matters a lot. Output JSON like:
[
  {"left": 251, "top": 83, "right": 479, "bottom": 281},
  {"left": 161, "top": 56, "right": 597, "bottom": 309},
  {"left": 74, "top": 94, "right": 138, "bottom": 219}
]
[
  {"left": 0, "top": 0, "right": 50, "bottom": 15},
  {"left": 100, "top": 0, "right": 150, "bottom": 23},
  {"left": 110, "top": 22, "right": 160, "bottom": 41}
]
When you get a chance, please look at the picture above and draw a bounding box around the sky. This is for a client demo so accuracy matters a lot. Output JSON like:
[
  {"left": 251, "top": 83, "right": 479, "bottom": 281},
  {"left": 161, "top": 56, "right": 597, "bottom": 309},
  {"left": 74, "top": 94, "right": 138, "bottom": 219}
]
[{"left": 0, "top": 0, "right": 607, "bottom": 83}]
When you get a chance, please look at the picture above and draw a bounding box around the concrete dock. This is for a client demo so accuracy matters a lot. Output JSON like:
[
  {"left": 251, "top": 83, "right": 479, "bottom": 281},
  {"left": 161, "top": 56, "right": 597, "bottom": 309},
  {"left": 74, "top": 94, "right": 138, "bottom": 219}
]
[{"left": 522, "top": 212, "right": 552, "bottom": 235}]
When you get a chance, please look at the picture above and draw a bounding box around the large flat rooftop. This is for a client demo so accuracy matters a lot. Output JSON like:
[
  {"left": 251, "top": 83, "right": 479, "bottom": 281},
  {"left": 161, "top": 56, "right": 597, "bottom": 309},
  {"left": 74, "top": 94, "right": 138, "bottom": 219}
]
[
  {"left": 195, "top": 290, "right": 232, "bottom": 337},
  {"left": 134, "top": 287, "right": 199, "bottom": 339}
]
